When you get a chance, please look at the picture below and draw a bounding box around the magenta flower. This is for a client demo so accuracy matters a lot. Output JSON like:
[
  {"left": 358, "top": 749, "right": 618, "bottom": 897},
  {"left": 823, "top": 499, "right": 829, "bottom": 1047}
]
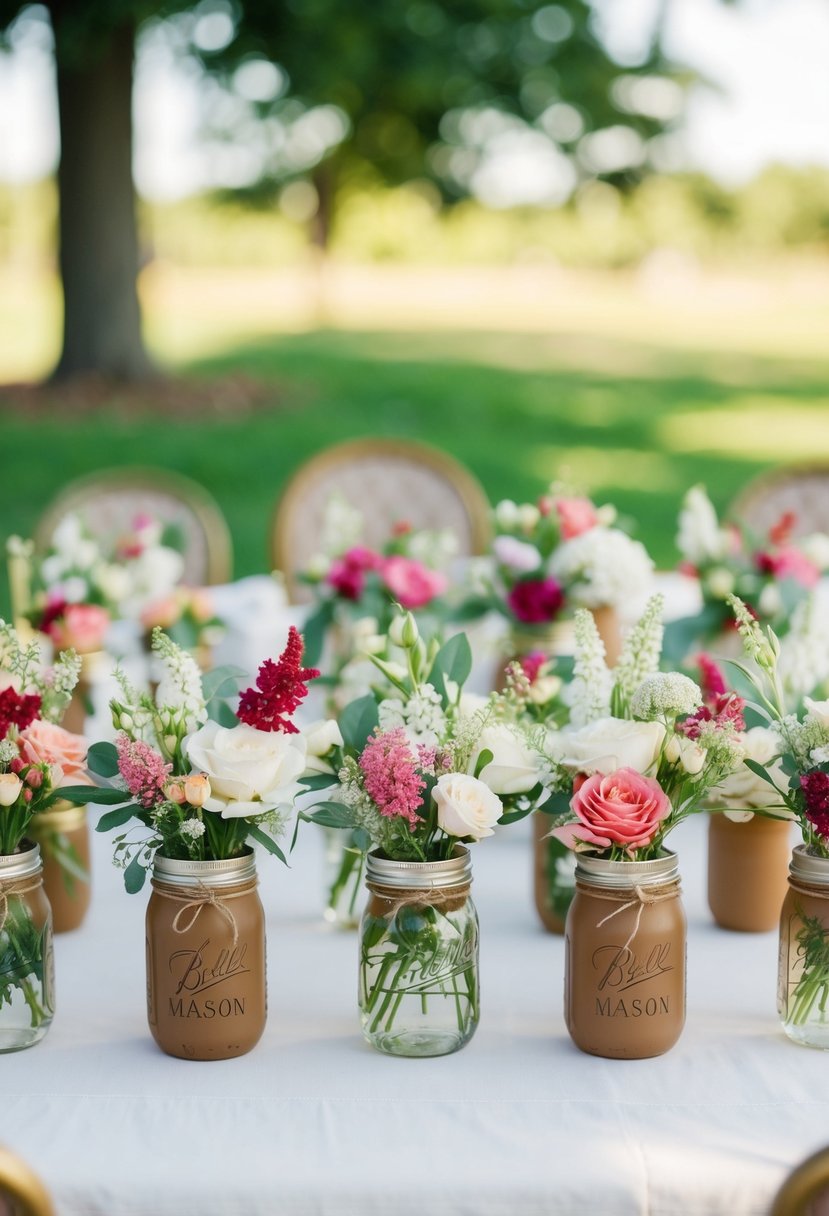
[
  {"left": 802, "top": 771, "right": 829, "bottom": 841},
  {"left": 381, "top": 556, "right": 448, "bottom": 610},
  {"left": 507, "top": 577, "right": 564, "bottom": 625},
  {"left": 359, "top": 727, "right": 425, "bottom": 828},
  {"left": 696, "top": 653, "right": 727, "bottom": 703},
  {"left": 116, "top": 734, "right": 172, "bottom": 809}
]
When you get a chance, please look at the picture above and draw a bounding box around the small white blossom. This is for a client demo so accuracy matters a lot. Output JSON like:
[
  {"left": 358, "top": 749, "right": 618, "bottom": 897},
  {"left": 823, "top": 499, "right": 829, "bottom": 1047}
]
[
  {"left": 630, "top": 672, "right": 702, "bottom": 721},
  {"left": 566, "top": 610, "right": 612, "bottom": 728},
  {"left": 549, "top": 527, "right": 654, "bottom": 609},
  {"left": 152, "top": 629, "right": 207, "bottom": 734},
  {"left": 677, "top": 485, "right": 730, "bottom": 564},
  {"left": 320, "top": 493, "right": 364, "bottom": 557},
  {"left": 179, "top": 818, "right": 206, "bottom": 840},
  {"left": 777, "top": 598, "right": 829, "bottom": 700},
  {"left": 613, "top": 594, "right": 665, "bottom": 708},
  {"left": 378, "top": 683, "right": 447, "bottom": 747}
]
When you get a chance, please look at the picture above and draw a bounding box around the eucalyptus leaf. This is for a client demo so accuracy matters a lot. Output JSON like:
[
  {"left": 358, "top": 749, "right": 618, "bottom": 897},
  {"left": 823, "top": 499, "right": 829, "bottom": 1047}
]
[
  {"left": 97, "top": 804, "right": 141, "bottom": 832},
  {"left": 124, "top": 854, "right": 147, "bottom": 894},
  {"left": 87, "top": 741, "right": 119, "bottom": 777},
  {"left": 339, "top": 695, "right": 379, "bottom": 751},
  {"left": 59, "top": 785, "right": 128, "bottom": 806},
  {"left": 248, "top": 823, "right": 288, "bottom": 865}
]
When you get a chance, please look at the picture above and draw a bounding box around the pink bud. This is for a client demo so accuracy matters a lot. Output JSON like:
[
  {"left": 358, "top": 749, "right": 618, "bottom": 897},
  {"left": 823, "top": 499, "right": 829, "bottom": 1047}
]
[
  {"left": 10, "top": 756, "right": 25, "bottom": 775},
  {"left": 164, "top": 779, "right": 187, "bottom": 805},
  {"left": 23, "top": 788, "right": 33, "bottom": 803},
  {"left": 25, "top": 767, "right": 43, "bottom": 789}
]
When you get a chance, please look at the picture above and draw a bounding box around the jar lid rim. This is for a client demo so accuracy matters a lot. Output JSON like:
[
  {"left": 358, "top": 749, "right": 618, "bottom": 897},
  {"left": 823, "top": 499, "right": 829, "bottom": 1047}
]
[
  {"left": 790, "top": 844, "right": 829, "bottom": 886},
  {"left": 575, "top": 848, "right": 679, "bottom": 888},
  {"left": 366, "top": 845, "right": 472, "bottom": 889},
  {"left": 0, "top": 840, "right": 42, "bottom": 881},
  {"left": 153, "top": 846, "right": 256, "bottom": 887}
]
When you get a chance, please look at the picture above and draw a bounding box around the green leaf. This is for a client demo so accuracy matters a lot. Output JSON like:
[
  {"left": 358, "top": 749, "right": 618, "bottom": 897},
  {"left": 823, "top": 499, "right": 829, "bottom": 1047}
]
[
  {"left": 124, "top": 854, "right": 147, "bottom": 894},
  {"left": 300, "top": 601, "right": 335, "bottom": 668},
  {"left": 248, "top": 823, "right": 288, "bottom": 865},
  {"left": 201, "top": 665, "right": 247, "bottom": 702},
  {"left": 305, "top": 801, "right": 357, "bottom": 829},
  {"left": 498, "top": 806, "right": 534, "bottom": 825},
  {"left": 299, "top": 772, "right": 338, "bottom": 791},
  {"left": 744, "top": 758, "right": 783, "bottom": 788},
  {"left": 211, "top": 700, "right": 239, "bottom": 728},
  {"left": 473, "top": 748, "right": 493, "bottom": 780},
  {"left": 58, "top": 785, "right": 128, "bottom": 806},
  {"left": 428, "top": 633, "right": 472, "bottom": 704},
  {"left": 87, "top": 741, "right": 119, "bottom": 778},
  {"left": 97, "top": 803, "right": 141, "bottom": 832},
  {"left": 339, "top": 694, "right": 379, "bottom": 751}
]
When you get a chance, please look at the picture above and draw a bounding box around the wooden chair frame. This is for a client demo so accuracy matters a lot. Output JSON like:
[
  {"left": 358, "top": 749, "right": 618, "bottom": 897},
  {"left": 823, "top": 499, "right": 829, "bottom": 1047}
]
[
  {"left": 0, "top": 1146, "right": 55, "bottom": 1216},
  {"left": 771, "top": 1146, "right": 829, "bottom": 1216}
]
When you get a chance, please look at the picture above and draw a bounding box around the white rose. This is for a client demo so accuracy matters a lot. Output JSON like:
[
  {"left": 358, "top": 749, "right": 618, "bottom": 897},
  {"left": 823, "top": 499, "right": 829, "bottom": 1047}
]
[
  {"left": 518, "top": 503, "right": 540, "bottom": 533},
  {"left": 664, "top": 734, "right": 706, "bottom": 776},
  {"left": 184, "top": 720, "right": 307, "bottom": 818},
  {"left": 528, "top": 675, "right": 562, "bottom": 706},
  {"left": 93, "top": 562, "right": 132, "bottom": 604},
  {"left": 433, "top": 773, "right": 502, "bottom": 840},
  {"left": 805, "top": 698, "right": 829, "bottom": 728},
  {"left": 550, "top": 716, "right": 665, "bottom": 775},
  {"left": 494, "top": 499, "right": 520, "bottom": 530},
  {"left": 705, "top": 567, "right": 736, "bottom": 599},
  {"left": 758, "top": 583, "right": 782, "bottom": 618},
  {"left": 469, "top": 723, "right": 541, "bottom": 794},
  {"left": 712, "top": 726, "right": 790, "bottom": 820},
  {"left": 303, "top": 718, "right": 343, "bottom": 775},
  {"left": 800, "top": 533, "right": 829, "bottom": 571}
]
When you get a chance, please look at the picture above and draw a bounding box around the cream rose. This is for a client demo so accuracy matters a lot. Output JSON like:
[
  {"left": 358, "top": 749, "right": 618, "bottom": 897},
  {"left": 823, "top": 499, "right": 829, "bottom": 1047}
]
[
  {"left": 18, "top": 720, "right": 89, "bottom": 786},
  {"left": 468, "top": 724, "right": 541, "bottom": 795},
  {"left": 664, "top": 734, "right": 706, "bottom": 776},
  {"left": 184, "top": 720, "right": 307, "bottom": 819},
  {"left": 433, "top": 773, "right": 502, "bottom": 840},
  {"left": 550, "top": 717, "right": 665, "bottom": 776},
  {"left": 712, "top": 726, "right": 790, "bottom": 822},
  {"left": 303, "top": 719, "right": 344, "bottom": 775}
]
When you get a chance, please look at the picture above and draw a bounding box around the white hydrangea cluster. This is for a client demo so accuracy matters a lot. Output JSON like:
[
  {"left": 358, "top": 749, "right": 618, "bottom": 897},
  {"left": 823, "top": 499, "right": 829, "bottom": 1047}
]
[
  {"left": 319, "top": 493, "right": 364, "bottom": 558},
  {"left": 378, "top": 683, "right": 447, "bottom": 747},
  {"left": 179, "top": 818, "right": 206, "bottom": 840},
  {"left": 630, "top": 672, "right": 702, "bottom": 721},
  {"left": 0, "top": 739, "right": 18, "bottom": 766},
  {"left": 549, "top": 527, "right": 653, "bottom": 608},
  {"left": 676, "top": 485, "right": 730, "bottom": 564},
  {"left": 565, "top": 610, "right": 612, "bottom": 728},
  {"left": 613, "top": 594, "right": 665, "bottom": 708}
]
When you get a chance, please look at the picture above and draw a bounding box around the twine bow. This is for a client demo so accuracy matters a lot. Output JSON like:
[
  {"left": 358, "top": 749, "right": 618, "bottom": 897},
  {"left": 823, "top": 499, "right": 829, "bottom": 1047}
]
[
  {"left": 0, "top": 877, "right": 42, "bottom": 936},
  {"left": 366, "top": 881, "right": 471, "bottom": 920},
  {"left": 585, "top": 881, "right": 679, "bottom": 957},
  {"left": 156, "top": 882, "right": 246, "bottom": 949}
]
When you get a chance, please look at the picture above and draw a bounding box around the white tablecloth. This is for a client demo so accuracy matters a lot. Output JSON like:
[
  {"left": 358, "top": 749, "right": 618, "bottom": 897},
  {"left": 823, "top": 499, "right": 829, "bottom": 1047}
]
[{"left": 1, "top": 811, "right": 823, "bottom": 1216}]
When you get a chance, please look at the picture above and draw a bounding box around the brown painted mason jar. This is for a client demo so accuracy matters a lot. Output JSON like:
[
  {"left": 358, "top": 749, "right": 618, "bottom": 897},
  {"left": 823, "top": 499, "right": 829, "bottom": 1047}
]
[
  {"left": 60, "top": 650, "right": 105, "bottom": 736},
  {"left": 30, "top": 802, "right": 91, "bottom": 934},
  {"left": 778, "top": 846, "right": 829, "bottom": 1049},
  {"left": 708, "top": 812, "right": 792, "bottom": 932},
  {"left": 564, "top": 851, "right": 686, "bottom": 1059},
  {"left": 146, "top": 850, "right": 266, "bottom": 1060},
  {"left": 0, "top": 842, "right": 55, "bottom": 1053}
]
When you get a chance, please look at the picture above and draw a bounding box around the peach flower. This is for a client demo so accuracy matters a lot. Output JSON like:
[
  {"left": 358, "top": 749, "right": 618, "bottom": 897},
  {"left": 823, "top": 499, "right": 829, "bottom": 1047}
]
[
  {"left": 552, "top": 766, "right": 671, "bottom": 853},
  {"left": 49, "top": 603, "right": 110, "bottom": 653},
  {"left": 555, "top": 497, "right": 599, "bottom": 541},
  {"left": 18, "top": 719, "right": 90, "bottom": 787}
]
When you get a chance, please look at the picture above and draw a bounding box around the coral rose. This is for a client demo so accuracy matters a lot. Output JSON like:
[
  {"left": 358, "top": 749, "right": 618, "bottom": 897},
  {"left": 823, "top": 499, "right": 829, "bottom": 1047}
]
[
  {"left": 18, "top": 720, "right": 89, "bottom": 787},
  {"left": 47, "top": 603, "right": 110, "bottom": 653},
  {"left": 555, "top": 497, "right": 599, "bottom": 540},
  {"left": 552, "top": 766, "right": 671, "bottom": 853},
  {"left": 381, "top": 556, "right": 448, "bottom": 609}
]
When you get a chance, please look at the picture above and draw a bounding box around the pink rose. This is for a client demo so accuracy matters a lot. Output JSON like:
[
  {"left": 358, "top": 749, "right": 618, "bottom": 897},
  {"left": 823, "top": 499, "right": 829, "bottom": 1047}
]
[
  {"left": 756, "top": 547, "right": 819, "bottom": 589},
  {"left": 506, "top": 577, "right": 564, "bottom": 624},
  {"left": 381, "top": 556, "right": 448, "bottom": 610},
  {"left": 552, "top": 767, "right": 671, "bottom": 852},
  {"left": 555, "top": 497, "right": 599, "bottom": 540},
  {"left": 343, "top": 547, "right": 383, "bottom": 571},
  {"left": 18, "top": 720, "right": 90, "bottom": 787},
  {"left": 48, "top": 603, "right": 110, "bottom": 653},
  {"left": 325, "top": 547, "right": 383, "bottom": 601}
]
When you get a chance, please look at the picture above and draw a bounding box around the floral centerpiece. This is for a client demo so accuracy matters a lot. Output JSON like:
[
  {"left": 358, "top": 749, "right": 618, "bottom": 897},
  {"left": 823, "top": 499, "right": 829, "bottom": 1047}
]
[
  {"left": 302, "top": 610, "right": 546, "bottom": 1055},
  {"left": 299, "top": 493, "right": 455, "bottom": 674},
  {"left": 666, "top": 485, "right": 829, "bottom": 660},
  {"left": 461, "top": 487, "right": 652, "bottom": 667},
  {"left": 0, "top": 621, "right": 85, "bottom": 1046},
  {"left": 60, "top": 625, "right": 325, "bottom": 890}
]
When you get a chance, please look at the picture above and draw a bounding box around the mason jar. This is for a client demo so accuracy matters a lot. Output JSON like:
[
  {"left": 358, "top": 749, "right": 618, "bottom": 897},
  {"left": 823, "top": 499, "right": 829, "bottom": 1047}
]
[
  {"left": 359, "top": 847, "right": 478, "bottom": 1057},
  {"left": 565, "top": 851, "right": 686, "bottom": 1059},
  {"left": 323, "top": 827, "right": 365, "bottom": 929},
  {"left": 778, "top": 845, "right": 829, "bottom": 1049},
  {"left": 146, "top": 849, "right": 266, "bottom": 1060},
  {"left": 708, "top": 811, "right": 792, "bottom": 932},
  {"left": 0, "top": 842, "right": 55, "bottom": 1053},
  {"left": 30, "top": 802, "right": 92, "bottom": 934}
]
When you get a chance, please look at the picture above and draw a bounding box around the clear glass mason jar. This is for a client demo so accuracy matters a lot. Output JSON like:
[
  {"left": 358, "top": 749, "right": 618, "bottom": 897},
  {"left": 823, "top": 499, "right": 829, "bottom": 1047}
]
[
  {"left": 359, "top": 847, "right": 479, "bottom": 1057},
  {"left": 146, "top": 849, "right": 266, "bottom": 1060},
  {"left": 323, "top": 827, "right": 365, "bottom": 929},
  {"left": 778, "top": 845, "right": 829, "bottom": 1049},
  {"left": 564, "top": 851, "right": 686, "bottom": 1059},
  {"left": 30, "top": 801, "right": 92, "bottom": 934},
  {"left": 0, "top": 842, "right": 55, "bottom": 1053}
]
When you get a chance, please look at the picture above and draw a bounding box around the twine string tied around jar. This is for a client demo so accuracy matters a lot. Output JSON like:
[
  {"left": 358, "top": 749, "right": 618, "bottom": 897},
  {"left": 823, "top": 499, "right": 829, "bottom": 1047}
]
[
  {"left": 0, "top": 876, "right": 43, "bottom": 936},
  {"left": 366, "top": 880, "right": 470, "bottom": 918},
  {"left": 159, "top": 882, "right": 248, "bottom": 948},
  {"left": 585, "top": 881, "right": 678, "bottom": 956}
]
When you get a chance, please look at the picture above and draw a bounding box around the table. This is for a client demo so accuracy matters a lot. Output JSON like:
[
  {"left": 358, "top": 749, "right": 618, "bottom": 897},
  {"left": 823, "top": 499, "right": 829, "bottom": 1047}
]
[{"left": 1, "top": 810, "right": 823, "bottom": 1216}]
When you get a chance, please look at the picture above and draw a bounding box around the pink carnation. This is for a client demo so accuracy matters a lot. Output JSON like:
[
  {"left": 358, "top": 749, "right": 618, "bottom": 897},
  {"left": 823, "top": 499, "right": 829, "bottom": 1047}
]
[
  {"left": 381, "top": 556, "right": 448, "bottom": 610},
  {"left": 555, "top": 497, "right": 599, "bottom": 540},
  {"left": 552, "top": 767, "right": 671, "bottom": 853},
  {"left": 756, "top": 547, "right": 819, "bottom": 589},
  {"left": 115, "top": 734, "right": 171, "bottom": 809},
  {"left": 507, "top": 577, "right": 564, "bottom": 625},
  {"left": 520, "top": 651, "right": 549, "bottom": 683},
  {"left": 47, "top": 603, "right": 110, "bottom": 654},
  {"left": 359, "top": 727, "right": 425, "bottom": 828},
  {"left": 326, "top": 547, "right": 383, "bottom": 601}
]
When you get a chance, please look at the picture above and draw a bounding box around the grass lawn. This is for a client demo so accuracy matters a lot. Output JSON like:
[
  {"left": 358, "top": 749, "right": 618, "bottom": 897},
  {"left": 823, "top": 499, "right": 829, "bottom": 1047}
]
[{"left": 2, "top": 264, "right": 829, "bottom": 618}]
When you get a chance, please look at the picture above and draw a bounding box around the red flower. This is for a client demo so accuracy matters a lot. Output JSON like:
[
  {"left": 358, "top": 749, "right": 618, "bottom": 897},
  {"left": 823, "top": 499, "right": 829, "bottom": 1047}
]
[
  {"left": 801, "top": 771, "right": 829, "bottom": 842},
  {"left": 507, "top": 577, "right": 564, "bottom": 625},
  {"left": 696, "top": 653, "right": 727, "bottom": 704},
  {"left": 520, "top": 651, "right": 549, "bottom": 683},
  {"left": 769, "top": 511, "right": 797, "bottom": 548},
  {"left": 680, "top": 692, "right": 746, "bottom": 740},
  {"left": 0, "top": 686, "right": 42, "bottom": 738},
  {"left": 36, "top": 596, "right": 69, "bottom": 638},
  {"left": 236, "top": 627, "right": 320, "bottom": 734},
  {"left": 325, "top": 547, "right": 382, "bottom": 601}
]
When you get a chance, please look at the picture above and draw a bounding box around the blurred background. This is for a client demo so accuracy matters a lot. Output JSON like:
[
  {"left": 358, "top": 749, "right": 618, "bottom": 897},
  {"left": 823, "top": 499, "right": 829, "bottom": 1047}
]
[{"left": 1, "top": 0, "right": 828, "bottom": 601}]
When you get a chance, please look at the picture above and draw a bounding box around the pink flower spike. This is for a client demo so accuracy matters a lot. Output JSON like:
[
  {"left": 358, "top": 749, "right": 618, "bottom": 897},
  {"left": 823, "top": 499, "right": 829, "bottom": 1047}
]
[
  {"left": 115, "top": 734, "right": 172, "bottom": 810},
  {"left": 359, "top": 727, "right": 425, "bottom": 828}
]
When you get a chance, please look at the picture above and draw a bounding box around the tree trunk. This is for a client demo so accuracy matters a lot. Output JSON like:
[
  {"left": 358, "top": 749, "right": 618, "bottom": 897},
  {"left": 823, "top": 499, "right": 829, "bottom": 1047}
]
[{"left": 51, "top": 15, "right": 154, "bottom": 381}]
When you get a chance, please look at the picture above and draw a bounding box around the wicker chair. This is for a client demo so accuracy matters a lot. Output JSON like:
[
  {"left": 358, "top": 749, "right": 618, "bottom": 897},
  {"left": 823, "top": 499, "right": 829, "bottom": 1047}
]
[
  {"left": 0, "top": 1146, "right": 55, "bottom": 1216},
  {"left": 731, "top": 464, "right": 829, "bottom": 540},
  {"left": 770, "top": 1147, "right": 829, "bottom": 1216},
  {"left": 271, "top": 439, "right": 491, "bottom": 602},
  {"left": 35, "top": 467, "right": 232, "bottom": 586}
]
